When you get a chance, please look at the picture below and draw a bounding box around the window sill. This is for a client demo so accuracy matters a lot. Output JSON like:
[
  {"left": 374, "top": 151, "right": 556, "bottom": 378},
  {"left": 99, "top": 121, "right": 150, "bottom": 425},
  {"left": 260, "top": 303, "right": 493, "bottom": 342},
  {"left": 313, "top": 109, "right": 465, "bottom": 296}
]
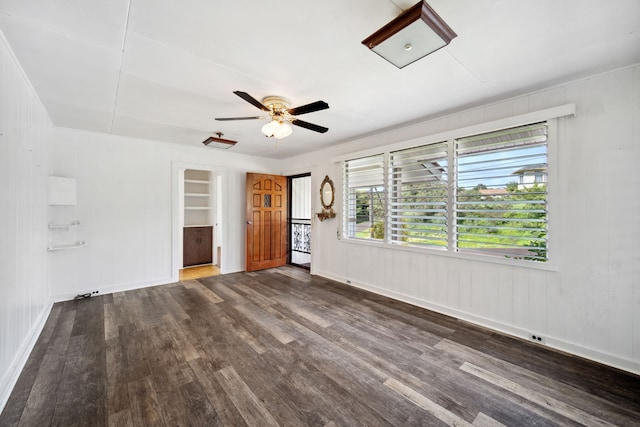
[{"left": 340, "top": 237, "right": 558, "bottom": 272}]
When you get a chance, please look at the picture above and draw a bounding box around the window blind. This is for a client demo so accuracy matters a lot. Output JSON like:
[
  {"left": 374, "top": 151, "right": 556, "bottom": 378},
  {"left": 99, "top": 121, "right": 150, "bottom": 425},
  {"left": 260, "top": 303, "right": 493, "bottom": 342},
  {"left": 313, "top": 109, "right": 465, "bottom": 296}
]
[
  {"left": 343, "top": 155, "right": 386, "bottom": 240},
  {"left": 455, "top": 122, "right": 548, "bottom": 261},
  {"left": 389, "top": 142, "right": 449, "bottom": 248}
]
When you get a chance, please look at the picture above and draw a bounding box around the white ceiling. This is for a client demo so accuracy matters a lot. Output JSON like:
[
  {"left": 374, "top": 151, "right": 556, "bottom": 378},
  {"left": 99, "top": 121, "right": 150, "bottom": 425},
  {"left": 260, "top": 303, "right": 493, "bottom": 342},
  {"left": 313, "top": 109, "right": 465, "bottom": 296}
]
[{"left": 1, "top": 0, "right": 639, "bottom": 158}]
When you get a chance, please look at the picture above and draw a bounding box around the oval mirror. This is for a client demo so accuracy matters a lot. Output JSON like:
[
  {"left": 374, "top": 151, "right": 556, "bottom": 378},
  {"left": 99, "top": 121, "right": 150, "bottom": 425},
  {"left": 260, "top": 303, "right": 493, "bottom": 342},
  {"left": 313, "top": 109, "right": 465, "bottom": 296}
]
[{"left": 320, "top": 175, "right": 335, "bottom": 210}]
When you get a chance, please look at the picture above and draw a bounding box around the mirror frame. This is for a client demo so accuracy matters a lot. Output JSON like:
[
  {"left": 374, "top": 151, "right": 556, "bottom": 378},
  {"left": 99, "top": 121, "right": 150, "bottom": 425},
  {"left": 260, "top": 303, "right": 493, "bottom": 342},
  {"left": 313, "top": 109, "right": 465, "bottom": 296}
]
[
  {"left": 320, "top": 175, "right": 335, "bottom": 210},
  {"left": 317, "top": 175, "right": 336, "bottom": 221}
]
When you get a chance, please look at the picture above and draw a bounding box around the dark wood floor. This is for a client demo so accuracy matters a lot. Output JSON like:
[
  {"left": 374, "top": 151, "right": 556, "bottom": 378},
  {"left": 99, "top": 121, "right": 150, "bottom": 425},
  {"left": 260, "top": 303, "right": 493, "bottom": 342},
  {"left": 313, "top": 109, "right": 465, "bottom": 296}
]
[{"left": 2, "top": 267, "right": 639, "bottom": 426}]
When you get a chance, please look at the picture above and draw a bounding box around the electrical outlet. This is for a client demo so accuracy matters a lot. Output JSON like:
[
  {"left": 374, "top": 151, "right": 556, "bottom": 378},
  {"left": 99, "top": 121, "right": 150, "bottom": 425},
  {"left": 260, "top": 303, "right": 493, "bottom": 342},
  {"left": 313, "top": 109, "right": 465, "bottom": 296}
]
[
  {"left": 74, "top": 290, "right": 99, "bottom": 301},
  {"left": 530, "top": 333, "right": 545, "bottom": 344}
]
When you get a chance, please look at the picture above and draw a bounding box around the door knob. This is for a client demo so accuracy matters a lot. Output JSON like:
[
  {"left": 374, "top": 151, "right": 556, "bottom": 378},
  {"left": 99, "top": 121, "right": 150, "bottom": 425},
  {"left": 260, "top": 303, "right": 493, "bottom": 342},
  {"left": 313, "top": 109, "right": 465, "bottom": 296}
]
[{"left": 246, "top": 220, "right": 252, "bottom": 225}]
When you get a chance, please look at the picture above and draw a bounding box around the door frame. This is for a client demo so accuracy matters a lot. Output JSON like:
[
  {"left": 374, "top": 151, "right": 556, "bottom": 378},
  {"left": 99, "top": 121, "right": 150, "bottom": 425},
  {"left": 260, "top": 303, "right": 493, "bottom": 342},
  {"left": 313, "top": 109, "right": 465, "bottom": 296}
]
[
  {"left": 282, "top": 166, "right": 317, "bottom": 275},
  {"left": 287, "top": 173, "right": 312, "bottom": 269},
  {"left": 171, "top": 161, "right": 228, "bottom": 282}
]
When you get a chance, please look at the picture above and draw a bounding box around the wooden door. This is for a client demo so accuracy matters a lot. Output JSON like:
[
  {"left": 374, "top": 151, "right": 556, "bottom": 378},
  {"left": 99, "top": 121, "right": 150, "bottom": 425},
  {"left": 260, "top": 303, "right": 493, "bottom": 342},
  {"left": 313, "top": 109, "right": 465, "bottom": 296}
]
[{"left": 246, "top": 173, "right": 287, "bottom": 272}]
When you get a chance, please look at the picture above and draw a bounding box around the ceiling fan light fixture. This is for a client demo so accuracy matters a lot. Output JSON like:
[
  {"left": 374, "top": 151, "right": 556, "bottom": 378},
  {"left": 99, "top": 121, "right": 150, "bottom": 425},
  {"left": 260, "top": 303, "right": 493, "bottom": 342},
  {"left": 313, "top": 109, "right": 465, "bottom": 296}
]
[
  {"left": 362, "top": 0, "right": 457, "bottom": 69},
  {"left": 262, "top": 119, "right": 292, "bottom": 139},
  {"left": 216, "top": 91, "right": 329, "bottom": 139}
]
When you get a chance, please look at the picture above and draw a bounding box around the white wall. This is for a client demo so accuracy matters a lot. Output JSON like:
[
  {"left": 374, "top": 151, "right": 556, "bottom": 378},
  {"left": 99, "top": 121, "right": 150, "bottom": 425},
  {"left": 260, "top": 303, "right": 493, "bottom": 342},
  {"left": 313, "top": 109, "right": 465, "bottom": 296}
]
[
  {"left": 49, "top": 128, "right": 283, "bottom": 300},
  {"left": 0, "top": 34, "right": 52, "bottom": 410},
  {"left": 289, "top": 64, "right": 640, "bottom": 374}
]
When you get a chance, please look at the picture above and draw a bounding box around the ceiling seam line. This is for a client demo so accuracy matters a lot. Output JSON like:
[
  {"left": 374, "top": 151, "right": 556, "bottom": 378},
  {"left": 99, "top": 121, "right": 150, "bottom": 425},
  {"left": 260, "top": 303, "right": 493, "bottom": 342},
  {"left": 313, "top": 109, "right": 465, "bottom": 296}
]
[
  {"left": 0, "top": 11, "right": 116, "bottom": 51},
  {"left": 126, "top": 32, "right": 277, "bottom": 88},
  {"left": 110, "top": 0, "right": 133, "bottom": 134},
  {"left": 116, "top": 113, "right": 212, "bottom": 132},
  {"left": 119, "top": 70, "right": 232, "bottom": 103}
]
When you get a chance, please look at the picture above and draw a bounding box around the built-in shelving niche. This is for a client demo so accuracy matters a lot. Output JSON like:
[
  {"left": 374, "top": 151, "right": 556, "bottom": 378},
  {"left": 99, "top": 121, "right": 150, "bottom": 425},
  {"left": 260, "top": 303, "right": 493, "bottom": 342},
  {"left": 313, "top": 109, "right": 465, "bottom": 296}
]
[
  {"left": 184, "top": 169, "right": 212, "bottom": 227},
  {"left": 183, "top": 169, "right": 216, "bottom": 267}
]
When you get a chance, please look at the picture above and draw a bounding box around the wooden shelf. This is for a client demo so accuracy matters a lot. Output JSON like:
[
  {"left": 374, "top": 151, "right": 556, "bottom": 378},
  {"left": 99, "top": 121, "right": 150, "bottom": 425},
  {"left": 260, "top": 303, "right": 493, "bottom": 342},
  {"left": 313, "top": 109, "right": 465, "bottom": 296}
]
[{"left": 184, "top": 169, "right": 212, "bottom": 232}]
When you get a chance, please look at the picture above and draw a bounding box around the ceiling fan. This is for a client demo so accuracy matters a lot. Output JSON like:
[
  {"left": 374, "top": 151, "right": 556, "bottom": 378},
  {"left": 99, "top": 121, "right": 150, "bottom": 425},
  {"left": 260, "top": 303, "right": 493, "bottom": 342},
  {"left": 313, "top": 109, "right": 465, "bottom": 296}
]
[{"left": 215, "top": 91, "right": 329, "bottom": 139}]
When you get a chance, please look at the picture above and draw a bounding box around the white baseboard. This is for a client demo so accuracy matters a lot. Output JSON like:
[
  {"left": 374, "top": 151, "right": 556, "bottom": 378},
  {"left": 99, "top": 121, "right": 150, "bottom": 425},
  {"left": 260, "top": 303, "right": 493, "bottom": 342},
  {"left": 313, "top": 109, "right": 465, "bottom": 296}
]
[
  {"left": 316, "top": 270, "right": 640, "bottom": 376},
  {"left": 0, "top": 301, "right": 53, "bottom": 414},
  {"left": 222, "top": 265, "right": 244, "bottom": 275},
  {"left": 50, "top": 276, "right": 176, "bottom": 302}
]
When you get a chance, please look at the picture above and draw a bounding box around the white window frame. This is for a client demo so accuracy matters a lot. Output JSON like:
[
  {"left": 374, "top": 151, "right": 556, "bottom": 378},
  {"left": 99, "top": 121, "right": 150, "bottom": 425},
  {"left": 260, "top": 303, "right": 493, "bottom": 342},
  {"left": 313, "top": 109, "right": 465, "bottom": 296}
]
[{"left": 335, "top": 105, "right": 573, "bottom": 270}]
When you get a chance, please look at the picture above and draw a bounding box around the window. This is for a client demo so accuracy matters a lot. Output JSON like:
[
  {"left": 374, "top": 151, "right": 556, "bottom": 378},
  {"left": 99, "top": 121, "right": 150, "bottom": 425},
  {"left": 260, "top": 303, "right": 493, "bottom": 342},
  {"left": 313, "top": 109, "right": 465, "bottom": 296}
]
[
  {"left": 389, "top": 142, "right": 449, "bottom": 248},
  {"left": 343, "top": 122, "right": 549, "bottom": 262},
  {"left": 455, "top": 123, "right": 548, "bottom": 261},
  {"left": 344, "top": 155, "right": 386, "bottom": 240}
]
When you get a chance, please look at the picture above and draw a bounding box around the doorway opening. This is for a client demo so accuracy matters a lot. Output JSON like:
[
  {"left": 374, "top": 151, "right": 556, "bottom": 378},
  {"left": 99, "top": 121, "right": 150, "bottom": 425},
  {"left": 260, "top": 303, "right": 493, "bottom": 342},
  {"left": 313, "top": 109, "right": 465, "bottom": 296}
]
[
  {"left": 288, "top": 174, "right": 312, "bottom": 270},
  {"left": 177, "top": 167, "right": 222, "bottom": 280}
]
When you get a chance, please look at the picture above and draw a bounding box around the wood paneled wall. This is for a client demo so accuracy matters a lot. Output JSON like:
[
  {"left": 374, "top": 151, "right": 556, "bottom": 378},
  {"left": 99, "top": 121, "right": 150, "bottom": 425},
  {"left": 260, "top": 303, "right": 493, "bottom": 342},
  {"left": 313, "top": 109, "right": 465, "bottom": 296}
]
[
  {"left": 292, "top": 64, "right": 640, "bottom": 374},
  {"left": 0, "top": 33, "right": 52, "bottom": 410}
]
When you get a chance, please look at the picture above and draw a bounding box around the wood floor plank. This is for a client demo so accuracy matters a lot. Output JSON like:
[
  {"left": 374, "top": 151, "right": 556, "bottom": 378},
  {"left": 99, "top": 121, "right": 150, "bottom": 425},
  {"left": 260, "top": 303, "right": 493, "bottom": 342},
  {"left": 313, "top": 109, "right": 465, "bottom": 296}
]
[
  {"left": 105, "top": 336, "right": 131, "bottom": 418},
  {"left": 232, "top": 302, "right": 298, "bottom": 345},
  {"left": 272, "top": 295, "right": 333, "bottom": 328},
  {"left": 0, "top": 304, "right": 64, "bottom": 427},
  {"left": 178, "top": 381, "right": 221, "bottom": 426},
  {"left": 273, "top": 266, "right": 312, "bottom": 282},
  {"left": 260, "top": 341, "right": 394, "bottom": 427},
  {"left": 230, "top": 323, "right": 267, "bottom": 355},
  {"left": 16, "top": 309, "right": 77, "bottom": 426},
  {"left": 127, "top": 376, "right": 164, "bottom": 426},
  {"left": 154, "top": 286, "right": 190, "bottom": 322},
  {"left": 384, "top": 377, "right": 472, "bottom": 426},
  {"left": 17, "top": 352, "right": 66, "bottom": 426},
  {"left": 51, "top": 296, "right": 107, "bottom": 426},
  {"left": 187, "top": 357, "right": 249, "bottom": 426},
  {"left": 3, "top": 267, "right": 640, "bottom": 426},
  {"left": 138, "top": 326, "right": 193, "bottom": 396},
  {"left": 108, "top": 408, "right": 133, "bottom": 427},
  {"left": 164, "top": 318, "right": 204, "bottom": 362},
  {"left": 335, "top": 333, "right": 552, "bottom": 426},
  {"left": 104, "top": 302, "right": 118, "bottom": 341},
  {"left": 482, "top": 333, "right": 640, "bottom": 411},
  {"left": 286, "top": 325, "right": 436, "bottom": 425},
  {"left": 183, "top": 279, "right": 224, "bottom": 304},
  {"left": 214, "top": 366, "right": 279, "bottom": 427},
  {"left": 460, "top": 362, "right": 616, "bottom": 427},
  {"left": 233, "top": 282, "right": 278, "bottom": 307},
  {"left": 111, "top": 292, "right": 134, "bottom": 329},
  {"left": 204, "top": 310, "right": 323, "bottom": 426},
  {"left": 435, "top": 338, "right": 640, "bottom": 425},
  {"left": 205, "top": 280, "right": 246, "bottom": 304},
  {"left": 117, "top": 322, "right": 150, "bottom": 382},
  {"left": 472, "top": 412, "right": 507, "bottom": 427}
]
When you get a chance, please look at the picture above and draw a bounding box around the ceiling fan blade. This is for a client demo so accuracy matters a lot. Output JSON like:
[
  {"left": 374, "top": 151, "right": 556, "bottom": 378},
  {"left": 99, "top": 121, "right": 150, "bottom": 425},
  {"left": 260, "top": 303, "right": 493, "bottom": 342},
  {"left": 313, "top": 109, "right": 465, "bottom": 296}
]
[
  {"left": 233, "top": 91, "right": 269, "bottom": 111},
  {"left": 287, "top": 100, "right": 329, "bottom": 116},
  {"left": 291, "top": 119, "right": 328, "bottom": 133},
  {"left": 215, "top": 116, "right": 264, "bottom": 121}
]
